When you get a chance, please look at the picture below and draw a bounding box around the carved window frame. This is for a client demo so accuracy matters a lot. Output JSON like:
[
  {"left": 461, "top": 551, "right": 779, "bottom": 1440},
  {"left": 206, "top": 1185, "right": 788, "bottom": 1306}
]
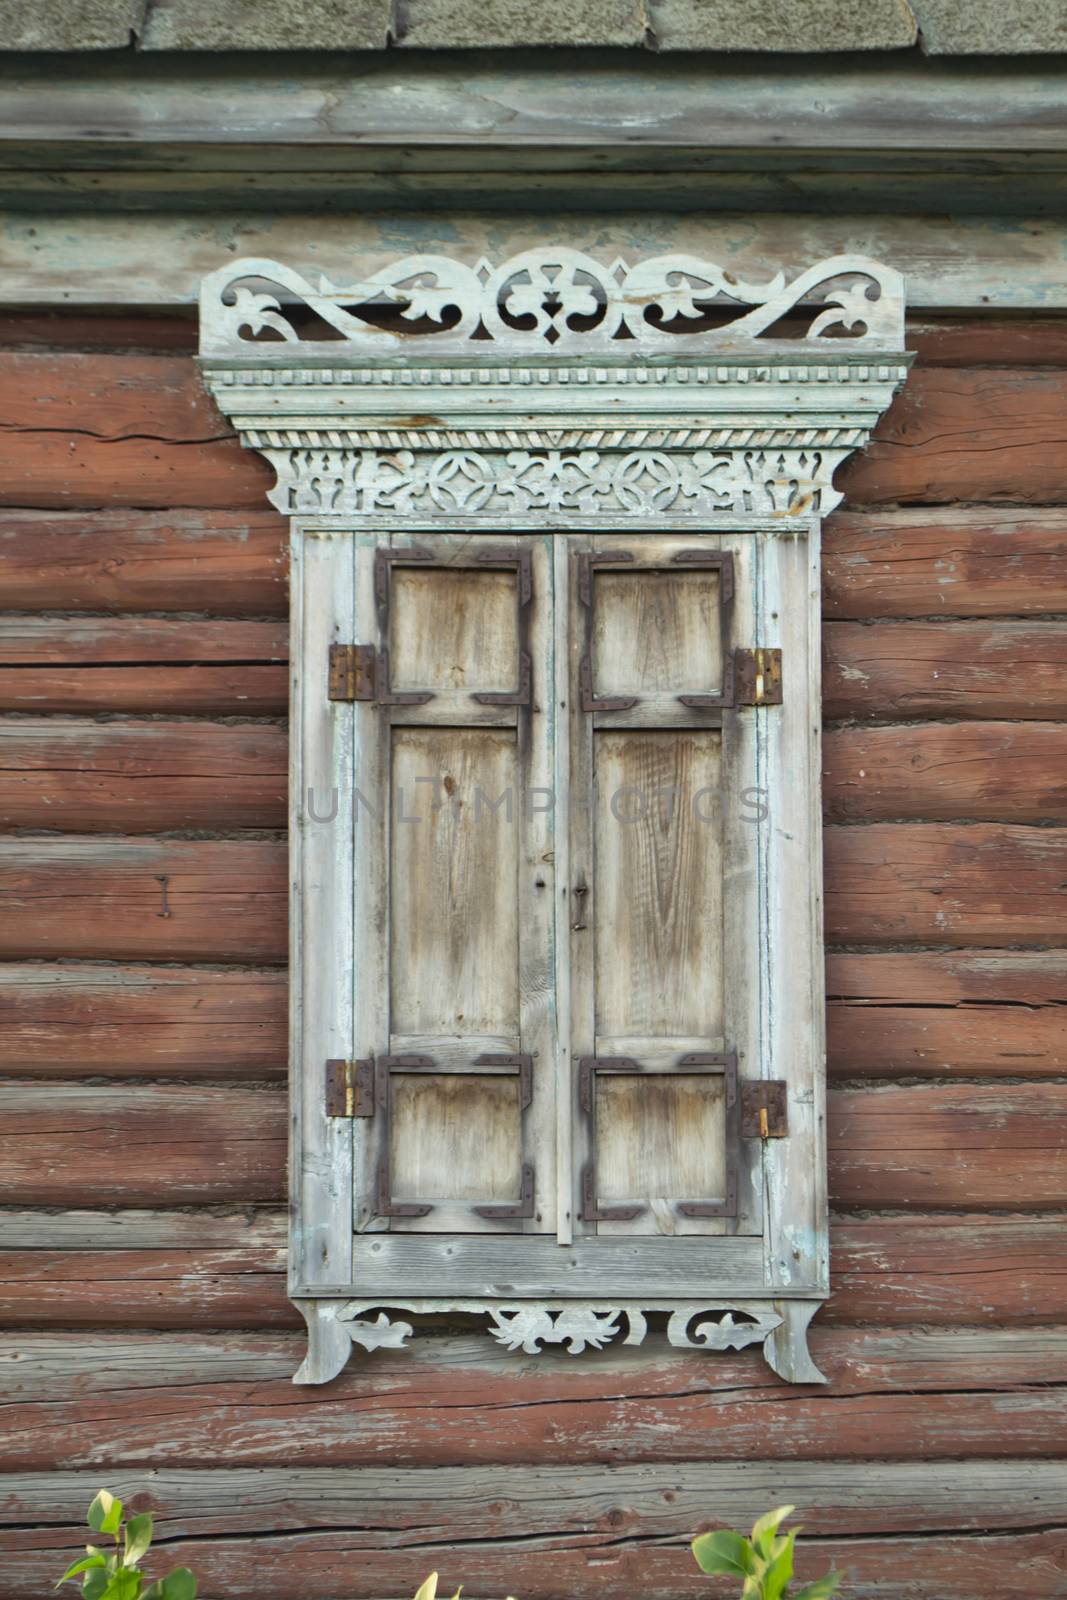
[{"left": 199, "top": 250, "right": 909, "bottom": 1384}]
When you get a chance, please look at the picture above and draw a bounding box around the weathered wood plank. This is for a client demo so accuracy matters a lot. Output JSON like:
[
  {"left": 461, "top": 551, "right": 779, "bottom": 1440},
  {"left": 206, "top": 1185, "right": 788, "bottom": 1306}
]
[
  {"left": 829, "top": 1084, "right": 1067, "bottom": 1208},
  {"left": 1, "top": 1464, "right": 1064, "bottom": 1600},
  {"left": 823, "top": 723, "right": 1067, "bottom": 823},
  {"left": 823, "top": 823, "right": 1067, "bottom": 947},
  {"left": 0, "top": 1213, "right": 1061, "bottom": 1329},
  {"left": 0, "top": 721, "right": 287, "bottom": 831},
  {"left": 0, "top": 618, "right": 287, "bottom": 714},
  {"left": 0, "top": 1081, "right": 1061, "bottom": 1210},
  {"left": 5, "top": 358, "right": 1067, "bottom": 510},
  {"left": 828, "top": 951, "right": 1067, "bottom": 1080},
  {"left": 2, "top": 1327, "right": 1064, "bottom": 1469},
  {"left": 0, "top": 510, "right": 287, "bottom": 614},
  {"left": 822, "top": 509, "right": 1067, "bottom": 619},
  {"left": 1, "top": 829, "right": 1058, "bottom": 962},
  {"left": 0, "top": 1084, "right": 286, "bottom": 1205},
  {"left": 0, "top": 839, "right": 288, "bottom": 962},
  {"left": 0, "top": 964, "right": 287, "bottom": 1079},
  {"left": 824, "top": 623, "right": 1067, "bottom": 720}
]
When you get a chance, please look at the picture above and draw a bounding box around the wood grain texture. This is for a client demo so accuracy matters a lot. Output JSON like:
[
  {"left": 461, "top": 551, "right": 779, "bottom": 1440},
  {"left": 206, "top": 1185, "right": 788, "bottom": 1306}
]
[
  {"left": 0, "top": 1081, "right": 1059, "bottom": 1210},
  {"left": 822, "top": 509, "right": 1067, "bottom": 619},
  {"left": 824, "top": 622, "right": 1067, "bottom": 720},
  {"left": 0, "top": 1083, "right": 286, "bottom": 1205},
  {"left": 0, "top": 618, "right": 287, "bottom": 714},
  {"left": 1, "top": 1464, "right": 1064, "bottom": 1600},
  {"left": 5, "top": 357, "right": 1067, "bottom": 510},
  {"left": 0, "top": 721, "right": 287, "bottom": 831},
  {"left": 0, "top": 1212, "right": 1062, "bottom": 1329},
  {"left": 823, "top": 823, "right": 1067, "bottom": 946},
  {"left": 822, "top": 722, "right": 1067, "bottom": 823},
  {"left": 0, "top": 509, "right": 287, "bottom": 614},
  {"left": 0, "top": 964, "right": 287, "bottom": 1079},
  {"left": 829, "top": 1084, "right": 1067, "bottom": 1208},
  {"left": 0, "top": 839, "right": 287, "bottom": 962},
  {"left": 2, "top": 1326, "right": 1064, "bottom": 1469}
]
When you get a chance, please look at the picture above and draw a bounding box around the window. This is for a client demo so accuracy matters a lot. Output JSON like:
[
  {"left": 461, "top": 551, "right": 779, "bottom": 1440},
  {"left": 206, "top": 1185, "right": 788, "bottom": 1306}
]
[{"left": 199, "top": 248, "right": 909, "bottom": 1383}]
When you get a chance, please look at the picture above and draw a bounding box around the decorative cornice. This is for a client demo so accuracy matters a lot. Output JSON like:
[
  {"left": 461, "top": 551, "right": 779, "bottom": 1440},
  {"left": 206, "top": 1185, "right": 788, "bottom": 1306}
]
[{"left": 199, "top": 251, "right": 909, "bottom": 522}]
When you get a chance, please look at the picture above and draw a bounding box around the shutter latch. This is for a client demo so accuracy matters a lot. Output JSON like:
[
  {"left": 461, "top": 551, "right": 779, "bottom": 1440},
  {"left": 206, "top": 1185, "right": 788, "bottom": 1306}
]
[
  {"left": 328, "top": 644, "right": 377, "bottom": 702},
  {"left": 740, "top": 1080, "right": 789, "bottom": 1138},
  {"left": 735, "top": 647, "right": 783, "bottom": 705},
  {"left": 325, "top": 1058, "right": 375, "bottom": 1118}
]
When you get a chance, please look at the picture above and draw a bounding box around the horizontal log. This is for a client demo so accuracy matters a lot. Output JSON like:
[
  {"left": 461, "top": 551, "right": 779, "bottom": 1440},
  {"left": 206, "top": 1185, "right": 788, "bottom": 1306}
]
[
  {"left": 0, "top": 839, "right": 287, "bottom": 962},
  {"left": 0, "top": 617, "right": 288, "bottom": 714},
  {"left": 0, "top": 1212, "right": 1061, "bottom": 1330},
  {"left": 1, "top": 828, "right": 1061, "bottom": 961},
  {"left": 0, "top": 721, "right": 287, "bottom": 831},
  {"left": 841, "top": 367, "right": 1067, "bottom": 506},
  {"left": 823, "top": 823, "right": 1067, "bottom": 946},
  {"left": 822, "top": 508, "right": 1067, "bottom": 619},
  {"left": 1, "top": 1464, "right": 1063, "bottom": 1600},
  {"left": 822, "top": 722, "right": 1067, "bottom": 824},
  {"left": 824, "top": 622, "right": 1067, "bottom": 720},
  {"left": 0, "top": 509, "right": 287, "bottom": 614},
  {"left": 0, "top": 506, "right": 1059, "bottom": 622},
  {"left": 2, "top": 1325, "right": 1064, "bottom": 1469},
  {"left": 1, "top": 1080, "right": 1063, "bottom": 1209},
  {"left": 2, "top": 357, "right": 1066, "bottom": 509},
  {"left": 0, "top": 1084, "right": 286, "bottom": 1205},
  {"left": 829, "top": 1084, "right": 1067, "bottom": 1208},
  {"left": 0, "top": 964, "right": 287, "bottom": 1079}
]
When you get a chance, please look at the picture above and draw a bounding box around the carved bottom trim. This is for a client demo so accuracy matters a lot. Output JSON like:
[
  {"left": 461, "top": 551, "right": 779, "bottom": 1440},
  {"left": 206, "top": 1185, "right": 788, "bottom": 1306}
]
[{"left": 293, "top": 1297, "right": 827, "bottom": 1386}]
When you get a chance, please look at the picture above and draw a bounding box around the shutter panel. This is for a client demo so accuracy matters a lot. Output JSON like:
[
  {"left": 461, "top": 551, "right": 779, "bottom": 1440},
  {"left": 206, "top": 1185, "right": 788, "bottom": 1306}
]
[
  {"left": 351, "top": 533, "right": 556, "bottom": 1236},
  {"left": 566, "top": 533, "right": 763, "bottom": 1240}
]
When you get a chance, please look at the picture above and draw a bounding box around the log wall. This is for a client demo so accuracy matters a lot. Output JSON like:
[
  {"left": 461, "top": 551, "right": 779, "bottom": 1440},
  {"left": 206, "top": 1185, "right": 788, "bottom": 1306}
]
[{"left": 0, "top": 306, "right": 1065, "bottom": 1600}]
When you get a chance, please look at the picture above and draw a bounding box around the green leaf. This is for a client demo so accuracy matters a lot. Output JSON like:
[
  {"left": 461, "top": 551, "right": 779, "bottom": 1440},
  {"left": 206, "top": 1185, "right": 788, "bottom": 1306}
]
[
  {"left": 792, "top": 1571, "right": 844, "bottom": 1600},
  {"left": 762, "top": 1529, "right": 797, "bottom": 1600},
  {"left": 87, "top": 1494, "right": 123, "bottom": 1537},
  {"left": 83, "top": 1570, "right": 109, "bottom": 1600},
  {"left": 100, "top": 1569, "right": 141, "bottom": 1600},
  {"left": 751, "top": 1506, "right": 794, "bottom": 1561},
  {"left": 122, "top": 1514, "right": 153, "bottom": 1569},
  {"left": 56, "top": 1554, "right": 107, "bottom": 1588},
  {"left": 692, "top": 1530, "right": 756, "bottom": 1579},
  {"left": 159, "top": 1567, "right": 197, "bottom": 1600}
]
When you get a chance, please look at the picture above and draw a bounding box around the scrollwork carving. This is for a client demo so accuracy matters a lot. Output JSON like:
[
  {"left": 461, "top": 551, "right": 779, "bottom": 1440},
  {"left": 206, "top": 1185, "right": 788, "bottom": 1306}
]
[{"left": 201, "top": 250, "right": 904, "bottom": 355}]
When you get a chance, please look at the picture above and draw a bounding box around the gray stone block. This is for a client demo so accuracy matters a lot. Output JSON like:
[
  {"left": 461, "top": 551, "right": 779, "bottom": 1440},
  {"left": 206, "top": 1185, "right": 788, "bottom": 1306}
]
[
  {"left": 394, "top": 0, "right": 649, "bottom": 48},
  {"left": 0, "top": 0, "right": 145, "bottom": 48},
  {"left": 914, "top": 0, "right": 1067, "bottom": 52},
  {"left": 140, "top": 0, "right": 391, "bottom": 49},
  {"left": 649, "top": 0, "right": 917, "bottom": 51}
]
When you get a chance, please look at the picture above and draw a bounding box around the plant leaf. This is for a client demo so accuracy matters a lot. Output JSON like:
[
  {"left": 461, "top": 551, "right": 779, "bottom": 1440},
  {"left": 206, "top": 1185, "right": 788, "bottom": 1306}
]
[
  {"left": 122, "top": 1514, "right": 153, "bottom": 1569},
  {"left": 792, "top": 1571, "right": 844, "bottom": 1600},
  {"left": 692, "top": 1530, "right": 755, "bottom": 1579},
  {"left": 88, "top": 1494, "right": 123, "bottom": 1537},
  {"left": 56, "top": 1555, "right": 107, "bottom": 1588},
  {"left": 159, "top": 1568, "right": 197, "bottom": 1600},
  {"left": 751, "top": 1506, "right": 794, "bottom": 1560},
  {"left": 413, "top": 1577, "right": 438, "bottom": 1600},
  {"left": 83, "top": 1570, "right": 109, "bottom": 1600},
  {"left": 100, "top": 1569, "right": 141, "bottom": 1600},
  {"left": 762, "top": 1529, "right": 797, "bottom": 1600}
]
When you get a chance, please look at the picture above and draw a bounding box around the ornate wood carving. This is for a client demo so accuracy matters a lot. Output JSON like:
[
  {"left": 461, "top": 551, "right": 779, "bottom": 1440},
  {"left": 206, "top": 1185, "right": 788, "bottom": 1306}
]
[{"left": 201, "top": 249, "right": 909, "bottom": 1390}]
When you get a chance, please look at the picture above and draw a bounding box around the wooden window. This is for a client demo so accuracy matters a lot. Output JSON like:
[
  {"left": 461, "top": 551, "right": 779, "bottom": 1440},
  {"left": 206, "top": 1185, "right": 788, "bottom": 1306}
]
[{"left": 200, "top": 247, "right": 908, "bottom": 1383}]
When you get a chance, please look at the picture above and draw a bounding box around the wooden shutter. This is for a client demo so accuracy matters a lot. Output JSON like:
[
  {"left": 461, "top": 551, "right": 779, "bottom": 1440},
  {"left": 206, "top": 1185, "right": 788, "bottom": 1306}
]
[
  {"left": 349, "top": 532, "right": 556, "bottom": 1236},
  {"left": 565, "top": 533, "right": 764, "bottom": 1240}
]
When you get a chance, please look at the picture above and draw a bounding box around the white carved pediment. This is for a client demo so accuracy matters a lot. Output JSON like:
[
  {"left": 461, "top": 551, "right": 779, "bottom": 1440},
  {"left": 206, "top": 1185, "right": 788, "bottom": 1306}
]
[{"left": 199, "top": 249, "right": 909, "bottom": 523}]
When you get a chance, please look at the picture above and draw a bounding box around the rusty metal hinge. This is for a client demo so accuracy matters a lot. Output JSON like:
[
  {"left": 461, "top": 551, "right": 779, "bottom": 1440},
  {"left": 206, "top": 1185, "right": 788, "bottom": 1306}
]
[
  {"left": 473, "top": 1162, "right": 536, "bottom": 1221},
  {"left": 735, "top": 647, "right": 783, "bottom": 706},
  {"left": 328, "top": 644, "right": 376, "bottom": 702},
  {"left": 325, "top": 1058, "right": 375, "bottom": 1118},
  {"left": 740, "top": 1080, "right": 789, "bottom": 1139}
]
